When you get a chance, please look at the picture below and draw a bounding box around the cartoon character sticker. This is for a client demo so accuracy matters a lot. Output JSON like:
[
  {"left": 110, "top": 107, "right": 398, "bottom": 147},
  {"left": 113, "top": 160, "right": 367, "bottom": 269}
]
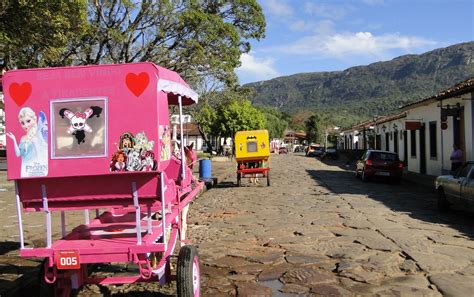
[
  {"left": 110, "top": 131, "right": 158, "bottom": 173},
  {"left": 134, "top": 131, "right": 154, "bottom": 151},
  {"left": 159, "top": 125, "right": 171, "bottom": 161},
  {"left": 141, "top": 150, "right": 157, "bottom": 171},
  {"left": 7, "top": 107, "right": 48, "bottom": 177},
  {"left": 58, "top": 106, "right": 103, "bottom": 144},
  {"left": 119, "top": 132, "right": 135, "bottom": 153},
  {"left": 110, "top": 150, "right": 127, "bottom": 172}
]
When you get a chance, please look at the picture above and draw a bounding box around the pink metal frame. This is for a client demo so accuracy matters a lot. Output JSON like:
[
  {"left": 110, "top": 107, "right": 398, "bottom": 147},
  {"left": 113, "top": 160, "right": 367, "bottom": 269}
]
[{"left": 6, "top": 63, "right": 203, "bottom": 296}]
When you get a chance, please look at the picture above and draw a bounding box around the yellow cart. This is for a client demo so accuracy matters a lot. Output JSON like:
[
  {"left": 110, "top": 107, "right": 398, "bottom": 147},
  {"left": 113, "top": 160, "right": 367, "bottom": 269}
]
[{"left": 234, "top": 130, "right": 271, "bottom": 186}]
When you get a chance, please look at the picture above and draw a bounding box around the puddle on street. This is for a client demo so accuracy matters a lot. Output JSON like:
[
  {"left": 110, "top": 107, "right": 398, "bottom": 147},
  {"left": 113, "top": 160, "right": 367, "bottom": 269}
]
[{"left": 260, "top": 279, "right": 297, "bottom": 296}]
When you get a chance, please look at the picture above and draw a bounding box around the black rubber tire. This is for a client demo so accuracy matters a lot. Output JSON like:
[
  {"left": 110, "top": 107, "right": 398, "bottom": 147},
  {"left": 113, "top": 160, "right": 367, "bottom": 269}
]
[
  {"left": 437, "top": 188, "right": 450, "bottom": 213},
  {"left": 237, "top": 173, "right": 241, "bottom": 187},
  {"left": 267, "top": 171, "right": 270, "bottom": 187},
  {"left": 361, "top": 170, "right": 369, "bottom": 182},
  {"left": 177, "top": 245, "right": 200, "bottom": 297}
]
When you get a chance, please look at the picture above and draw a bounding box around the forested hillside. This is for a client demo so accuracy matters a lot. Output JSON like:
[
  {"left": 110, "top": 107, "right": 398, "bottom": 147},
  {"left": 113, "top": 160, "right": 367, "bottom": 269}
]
[{"left": 246, "top": 42, "right": 474, "bottom": 126}]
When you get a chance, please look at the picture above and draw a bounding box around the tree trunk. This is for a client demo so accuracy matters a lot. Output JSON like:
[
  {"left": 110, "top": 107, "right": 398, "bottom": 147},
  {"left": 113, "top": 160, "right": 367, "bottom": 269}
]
[{"left": 197, "top": 125, "right": 214, "bottom": 153}]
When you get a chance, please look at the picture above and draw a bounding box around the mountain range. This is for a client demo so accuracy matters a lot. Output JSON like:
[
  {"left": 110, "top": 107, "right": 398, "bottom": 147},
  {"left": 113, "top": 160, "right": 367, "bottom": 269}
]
[{"left": 245, "top": 42, "right": 474, "bottom": 126}]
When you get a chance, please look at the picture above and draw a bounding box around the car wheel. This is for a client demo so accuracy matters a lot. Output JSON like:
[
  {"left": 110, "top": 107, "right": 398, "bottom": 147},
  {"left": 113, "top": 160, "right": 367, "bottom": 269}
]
[
  {"left": 361, "top": 170, "right": 369, "bottom": 182},
  {"left": 437, "top": 188, "right": 450, "bottom": 213}
]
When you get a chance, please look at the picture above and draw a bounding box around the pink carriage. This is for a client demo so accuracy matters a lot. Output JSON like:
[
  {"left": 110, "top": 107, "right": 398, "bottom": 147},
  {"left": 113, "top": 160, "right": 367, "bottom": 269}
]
[{"left": 3, "top": 63, "right": 204, "bottom": 296}]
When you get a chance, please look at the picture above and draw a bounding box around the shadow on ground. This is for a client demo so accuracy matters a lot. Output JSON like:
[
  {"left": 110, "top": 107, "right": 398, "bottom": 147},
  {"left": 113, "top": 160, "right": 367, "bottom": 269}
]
[{"left": 306, "top": 168, "right": 474, "bottom": 241}]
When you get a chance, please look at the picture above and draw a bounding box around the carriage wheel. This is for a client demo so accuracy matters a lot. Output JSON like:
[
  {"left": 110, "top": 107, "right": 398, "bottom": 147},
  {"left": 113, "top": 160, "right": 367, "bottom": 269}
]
[
  {"left": 266, "top": 171, "right": 270, "bottom": 187},
  {"left": 237, "top": 173, "right": 241, "bottom": 187},
  {"left": 177, "top": 245, "right": 200, "bottom": 297}
]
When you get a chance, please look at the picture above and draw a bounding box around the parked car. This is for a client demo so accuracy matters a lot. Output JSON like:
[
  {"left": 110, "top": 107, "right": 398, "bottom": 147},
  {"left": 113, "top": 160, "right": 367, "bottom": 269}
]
[
  {"left": 322, "top": 146, "right": 338, "bottom": 160},
  {"left": 279, "top": 146, "right": 288, "bottom": 154},
  {"left": 293, "top": 145, "right": 305, "bottom": 153},
  {"left": 435, "top": 161, "right": 474, "bottom": 212},
  {"left": 307, "top": 145, "right": 324, "bottom": 157},
  {"left": 355, "top": 150, "right": 403, "bottom": 183},
  {"left": 305, "top": 145, "right": 317, "bottom": 156}
]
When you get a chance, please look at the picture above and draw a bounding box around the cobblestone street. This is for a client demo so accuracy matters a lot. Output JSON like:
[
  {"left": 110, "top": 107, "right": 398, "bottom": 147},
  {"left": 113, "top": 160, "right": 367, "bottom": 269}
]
[
  {"left": 1, "top": 154, "right": 474, "bottom": 296},
  {"left": 189, "top": 154, "right": 474, "bottom": 296}
]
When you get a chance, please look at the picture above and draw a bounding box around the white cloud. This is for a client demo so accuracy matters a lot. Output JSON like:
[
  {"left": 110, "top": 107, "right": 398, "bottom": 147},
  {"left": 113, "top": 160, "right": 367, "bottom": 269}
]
[
  {"left": 281, "top": 31, "right": 437, "bottom": 58},
  {"left": 261, "top": 0, "right": 293, "bottom": 17},
  {"left": 303, "top": 2, "right": 355, "bottom": 20},
  {"left": 237, "top": 53, "right": 279, "bottom": 81}
]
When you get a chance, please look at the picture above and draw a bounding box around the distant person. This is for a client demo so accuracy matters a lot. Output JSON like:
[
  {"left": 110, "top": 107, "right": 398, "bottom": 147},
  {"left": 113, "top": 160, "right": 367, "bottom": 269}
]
[{"left": 450, "top": 143, "right": 463, "bottom": 173}]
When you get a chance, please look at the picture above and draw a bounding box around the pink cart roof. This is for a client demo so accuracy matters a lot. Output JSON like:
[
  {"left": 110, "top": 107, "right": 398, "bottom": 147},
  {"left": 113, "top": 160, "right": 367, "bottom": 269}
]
[
  {"left": 5, "top": 62, "right": 199, "bottom": 105},
  {"left": 155, "top": 65, "right": 199, "bottom": 106}
]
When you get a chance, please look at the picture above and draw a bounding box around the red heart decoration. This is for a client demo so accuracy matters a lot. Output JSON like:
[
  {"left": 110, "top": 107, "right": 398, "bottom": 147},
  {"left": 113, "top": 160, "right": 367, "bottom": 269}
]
[
  {"left": 126, "top": 72, "right": 149, "bottom": 97},
  {"left": 9, "top": 82, "right": 32, "bottom": 106}
]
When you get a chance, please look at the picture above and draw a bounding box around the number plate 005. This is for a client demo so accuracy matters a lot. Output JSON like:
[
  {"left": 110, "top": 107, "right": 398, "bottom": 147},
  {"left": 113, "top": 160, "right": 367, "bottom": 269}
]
[{"left": 55, "top": 250, "right": 80, "bottom": 270}]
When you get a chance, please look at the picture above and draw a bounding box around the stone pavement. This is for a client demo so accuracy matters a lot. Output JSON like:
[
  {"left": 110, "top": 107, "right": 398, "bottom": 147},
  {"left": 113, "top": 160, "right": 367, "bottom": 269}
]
[
  {"left": 188, "top": 154, "right": 474, "bottom": 296},
  {"left": 0, "top": 154, "right": 473, "bottom": 296}
]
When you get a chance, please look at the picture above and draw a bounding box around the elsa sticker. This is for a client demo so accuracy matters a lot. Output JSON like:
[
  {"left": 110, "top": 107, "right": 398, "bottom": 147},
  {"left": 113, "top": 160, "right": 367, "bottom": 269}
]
[{"left": 7, "top": 107, "right": 48, "bottom": 177}]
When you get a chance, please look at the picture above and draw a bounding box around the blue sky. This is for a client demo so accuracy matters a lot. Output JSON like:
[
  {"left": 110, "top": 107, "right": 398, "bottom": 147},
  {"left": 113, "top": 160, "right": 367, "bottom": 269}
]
[{"left": 236, "top": 0, "right": 474, "bottom": 84}]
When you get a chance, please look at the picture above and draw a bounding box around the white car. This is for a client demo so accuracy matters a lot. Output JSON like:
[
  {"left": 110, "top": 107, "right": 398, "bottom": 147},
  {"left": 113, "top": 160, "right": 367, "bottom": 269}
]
[{"left": 435, "top": 162, "right": 474, "bottom": 212}]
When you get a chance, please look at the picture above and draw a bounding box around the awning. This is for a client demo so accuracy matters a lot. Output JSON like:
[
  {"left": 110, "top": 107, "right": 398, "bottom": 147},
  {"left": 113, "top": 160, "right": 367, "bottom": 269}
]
[
  {"left": 405, "top": 121, "right": 422, "bottom": 130},
  {"left": 155, "top": 66, "right": 198, "bottom": 106}
]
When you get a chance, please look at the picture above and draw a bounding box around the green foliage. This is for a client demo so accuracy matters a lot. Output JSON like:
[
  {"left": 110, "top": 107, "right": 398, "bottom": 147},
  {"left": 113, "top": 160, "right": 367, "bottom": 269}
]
[
  {"left": 1, "top": 1, "right": 265, "bottom": 88},
  {"left": 305, "top": 115, "right": 321, "bottom": 143},
  {"left": 246, "top": 42, "right": 474, "bottom": 127},
  {"left": 194, "top": 103, "right": 218, "bottom": 136},
  {"left": 256, "top": 106, "right": 288, "bottom": 139},
  {"left": 217, "top": 99, "right": 266, "bottom": 137},
  {"left": 0, "top": 0, "right": 88, "bottom": 68}
]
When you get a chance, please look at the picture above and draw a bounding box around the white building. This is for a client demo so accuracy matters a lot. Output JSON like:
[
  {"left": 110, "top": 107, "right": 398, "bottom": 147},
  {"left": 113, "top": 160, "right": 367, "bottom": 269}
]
[
  {"left": 400, "top": 78, "right": 474, "bottom": 175},
  {"left": 339, "top": 77, "right": 474, "bottom": 176}
]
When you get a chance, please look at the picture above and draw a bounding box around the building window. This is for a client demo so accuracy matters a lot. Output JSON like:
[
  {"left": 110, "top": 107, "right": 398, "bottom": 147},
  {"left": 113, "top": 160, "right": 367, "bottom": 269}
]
[
  {"left": 410, "top": 130, "right": 416, "bottom": 157},
  {"left": 429, "top": 121, "right": 437, "bottom": 158},
  {"left": 385, "top": 132, "right": 390, "bottom": 151}
]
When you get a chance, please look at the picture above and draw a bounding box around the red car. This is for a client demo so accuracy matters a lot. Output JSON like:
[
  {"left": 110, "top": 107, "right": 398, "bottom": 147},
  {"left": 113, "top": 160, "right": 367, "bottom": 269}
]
[
  {"left": 355, "top": 150, "right": 403, "bottom": 183},
  {"left": 279, "top": 146, "right": 288, "bottom": 154}
]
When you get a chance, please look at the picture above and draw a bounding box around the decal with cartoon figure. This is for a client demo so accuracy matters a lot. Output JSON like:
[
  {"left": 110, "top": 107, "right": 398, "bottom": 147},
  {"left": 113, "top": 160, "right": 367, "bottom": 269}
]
[
  {"left": 119, "top": 132, "right": 135, "bottom": 153},
  {"left": 159, "top": 125, "right": 171, "bottom": 161},
  {"left": 7, "top": 107, "right": 48, "bottom": 177},
  {"left": 134, "top": 131, "right": 154, "bottom": 152},
  {"left": 110, "top": 150, "right": 128, "bottom": 172},
  {"left": 59, "top": 106, "right": 103, "bottom": 144},
  {"left": 110, "top": 131, "right": 157, "bottom": 172}
]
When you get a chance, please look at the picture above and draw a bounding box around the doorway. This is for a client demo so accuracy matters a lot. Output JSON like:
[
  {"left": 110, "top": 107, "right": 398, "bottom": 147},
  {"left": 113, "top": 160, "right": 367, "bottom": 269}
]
[
  {"left": 403, "top": 131, "right": 408, "bottom": 166},
  {"left": 420, "top": 125, "right": 426, "bottom": 174},
  {"left": 453, "top": 109, "right": 466, "bottom": 162},
  {"left": 394, "top": 131, "right": 399, "bottom": 154}
]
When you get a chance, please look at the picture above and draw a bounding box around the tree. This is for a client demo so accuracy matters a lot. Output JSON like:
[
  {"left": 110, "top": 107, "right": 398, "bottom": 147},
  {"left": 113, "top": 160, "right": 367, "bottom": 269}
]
[
  {"left": 0, "top": 1, "right": 88, "bottom": 69},
  {"left": 257, "top": 106, "right": 288, "bottom": 139},
  {"left": 305, "top": 114, "right": 321, "bottom": 144},
  {"left": 1, "top": 1, "right": 265, "bottom": 87},
  {"left": 193, "top": 103, "right": 217, "bottom": 152},
  {"left": 72, "top": 1, "right": 264, "bottom": 86},
  {"left": 217, "top": 99, "right": 266, "bottom": 138}
]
